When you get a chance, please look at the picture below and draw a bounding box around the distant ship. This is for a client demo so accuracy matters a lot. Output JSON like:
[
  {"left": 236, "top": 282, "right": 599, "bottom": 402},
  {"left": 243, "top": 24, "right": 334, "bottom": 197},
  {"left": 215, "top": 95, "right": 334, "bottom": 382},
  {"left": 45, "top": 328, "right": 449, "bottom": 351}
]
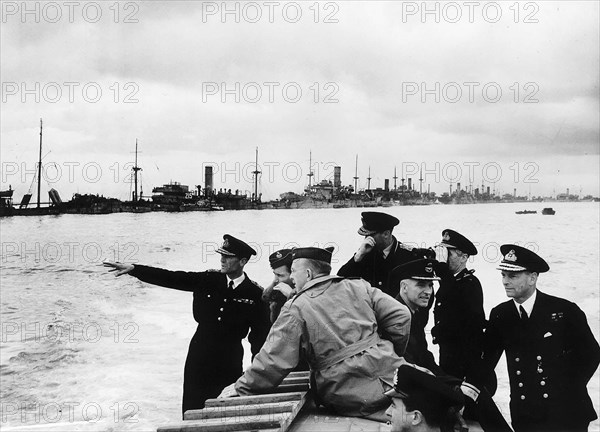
[
  {"left": 515, "top": 210, "right": 537, "bottom": 214},
  {"left": 542, "top": 207, "right": 556, "bottom": 215}
]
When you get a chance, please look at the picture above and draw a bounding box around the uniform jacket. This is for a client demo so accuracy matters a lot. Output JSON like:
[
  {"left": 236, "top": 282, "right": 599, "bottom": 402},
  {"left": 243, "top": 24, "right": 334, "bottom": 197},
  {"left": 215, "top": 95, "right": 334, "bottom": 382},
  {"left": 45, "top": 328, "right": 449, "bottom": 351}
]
[
  {"left": 395, "top": 294, "right": 443, "bottom": 376},
  {"left": 235, "top": 275, "right": 412, "bottom": 417},
  {"left": 337, "top": 237, "right": 417, "bottom": 297},
  {"left": 129, "top": 265, "right": 271, "bottom": 410},
  {"left": 432, "top": 265, "right": 486, "bottom": 380},
  {"left": 481, "top": 290, "right": 600, "bottom": 431}
]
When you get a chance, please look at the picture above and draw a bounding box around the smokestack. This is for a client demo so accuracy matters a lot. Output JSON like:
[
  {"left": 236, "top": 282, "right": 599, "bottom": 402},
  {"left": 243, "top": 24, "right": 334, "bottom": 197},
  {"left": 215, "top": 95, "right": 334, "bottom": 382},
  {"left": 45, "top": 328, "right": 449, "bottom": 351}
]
[
  {"left": 514, "top": 188, "right": 517, "bottom": 198},
  {"left": 384, "top": 179, "right": 389, "bottom": 191},
  {"left": 205, "top": 166, "right": 213, "bottom": 196},
  {"left": 457, "top": 182, "right": 461, "bottom": 192},
  {"left": 334, "top": 166, "right": 341, "bottom": 188},
  {"left": 408, "top": 178, "right": 412, "bottom": 190},
  {"left": 487, "top": 186, "right": 490, "bottom": 195}
]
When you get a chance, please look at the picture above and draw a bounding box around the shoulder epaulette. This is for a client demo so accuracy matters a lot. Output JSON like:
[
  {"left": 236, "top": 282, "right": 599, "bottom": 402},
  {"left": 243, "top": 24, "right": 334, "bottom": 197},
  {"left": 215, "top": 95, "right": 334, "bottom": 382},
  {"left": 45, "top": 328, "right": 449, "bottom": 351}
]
[{"left": 397, "top": 242, "right": 414, "bottom": 251}]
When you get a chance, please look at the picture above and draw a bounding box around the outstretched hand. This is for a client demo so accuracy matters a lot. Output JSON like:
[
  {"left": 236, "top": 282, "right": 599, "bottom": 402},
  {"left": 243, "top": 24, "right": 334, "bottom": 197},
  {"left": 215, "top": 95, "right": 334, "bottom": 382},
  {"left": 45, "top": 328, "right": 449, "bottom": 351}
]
[{"left": 103, "top": 261, "right": 134, "bottom": 277}]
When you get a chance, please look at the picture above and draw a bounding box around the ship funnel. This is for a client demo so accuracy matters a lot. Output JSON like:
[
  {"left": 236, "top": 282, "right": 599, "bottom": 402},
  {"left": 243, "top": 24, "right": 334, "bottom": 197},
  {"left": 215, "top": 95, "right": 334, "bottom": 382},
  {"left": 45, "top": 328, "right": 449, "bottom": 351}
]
[
  {"left": 205, "top": 166, "right": 214, "bottom": 196},
  {"left": 384, "top": 179, "right": 389, "bottom": 191},
  {"left": 334, "top": 166, "right": 341, "bottom": 188},
  {"left": 408, "top": 178, "right": 412, "bottom": 190}
]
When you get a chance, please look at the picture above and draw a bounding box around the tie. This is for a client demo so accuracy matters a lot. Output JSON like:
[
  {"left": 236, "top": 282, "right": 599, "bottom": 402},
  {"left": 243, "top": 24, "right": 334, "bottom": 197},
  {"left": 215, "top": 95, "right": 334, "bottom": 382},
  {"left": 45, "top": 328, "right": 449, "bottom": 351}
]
[
  {"left": 228, "top": 280, "right": 234, "bottom": 291},
  {"left": 519, "top": 305, "right": 528, "bottom": 320}
]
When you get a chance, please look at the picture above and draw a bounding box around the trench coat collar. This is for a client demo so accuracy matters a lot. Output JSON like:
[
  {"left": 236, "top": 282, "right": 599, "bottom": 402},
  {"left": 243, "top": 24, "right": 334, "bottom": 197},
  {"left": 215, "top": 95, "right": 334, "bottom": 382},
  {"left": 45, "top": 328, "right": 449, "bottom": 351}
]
[{"left": 296, "top": 274, "right": 344, "bottom": 296}]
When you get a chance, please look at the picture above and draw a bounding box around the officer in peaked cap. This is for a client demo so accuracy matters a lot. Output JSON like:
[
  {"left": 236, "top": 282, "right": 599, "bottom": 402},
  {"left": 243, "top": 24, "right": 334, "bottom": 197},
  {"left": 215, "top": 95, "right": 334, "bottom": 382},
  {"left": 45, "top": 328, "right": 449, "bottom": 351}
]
[
  {"left": 385, "top": 363, "right": 464, "bottom": 432},
  {"left": 216, "top": 234, "right": 257, "bottom": 259},
  {"left": 291, "top": 246, "right": 334, "bottom": 263},
  {"left": 390, "top": 259, "right": 444, "bottom": 376},
  {"left": 262, "top": 249, "right": 295, "bottom": 323},
  {"left": 104, "top": 234, "right": 270, "bottom": 416},
  {"left": 475, "top": 244, "right": 600, "bottom": 432},
  {"left": 432, "top": 229, "right": 486, "bottom": 387},
  {"left": 338, "top": 211, "right": 434, "bottom": 298}
]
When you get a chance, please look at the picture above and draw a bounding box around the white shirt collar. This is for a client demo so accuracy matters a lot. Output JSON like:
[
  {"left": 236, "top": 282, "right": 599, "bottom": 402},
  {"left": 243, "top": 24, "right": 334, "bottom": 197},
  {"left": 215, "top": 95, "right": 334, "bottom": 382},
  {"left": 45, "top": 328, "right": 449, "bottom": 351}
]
[
  {"left": 227, "top": 273, "right": 246, "bottom": 289},
  {"left": 513, "top": 289, "right": 537, "bottom": 317},
  {"left": 382, "top": 242, "right": 394, "bottom": 259}
]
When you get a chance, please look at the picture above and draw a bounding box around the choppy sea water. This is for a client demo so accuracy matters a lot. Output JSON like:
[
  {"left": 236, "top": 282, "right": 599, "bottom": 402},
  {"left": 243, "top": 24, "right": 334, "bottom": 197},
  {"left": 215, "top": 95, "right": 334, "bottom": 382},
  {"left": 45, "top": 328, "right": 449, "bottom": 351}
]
[{"left": 1, "top": 202, "right": 598, "bottom": 431}]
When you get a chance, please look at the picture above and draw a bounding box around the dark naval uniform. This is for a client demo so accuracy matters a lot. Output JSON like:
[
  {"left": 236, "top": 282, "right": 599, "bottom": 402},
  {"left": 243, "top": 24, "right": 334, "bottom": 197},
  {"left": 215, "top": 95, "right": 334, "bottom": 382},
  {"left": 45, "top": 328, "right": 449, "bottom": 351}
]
[
  {"left": 433, "top": 265, "right": 485, "bottom": 380},
  {"left": 480, "top": 244, "right": 600, "bottom": 432},
  {"left": 484, "top": 290, "right": 600, "bottom": 432},
  {"left": 129, "top": 265, "right": 270, "bottom": 413},
  {"left": 390, "top": 259, "right": 444, "bottom": 376},
  {"left": 338, "top": 236, "right": 419, "bottom": 297}
]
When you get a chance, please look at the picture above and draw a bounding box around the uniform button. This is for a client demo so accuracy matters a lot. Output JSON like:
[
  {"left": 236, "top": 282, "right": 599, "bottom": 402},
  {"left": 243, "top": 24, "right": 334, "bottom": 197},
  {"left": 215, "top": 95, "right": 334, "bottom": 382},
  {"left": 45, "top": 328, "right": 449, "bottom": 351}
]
[
  {"left": 540, "top": 381, "right": 546, "bottom": 386},
  {"left": 543, "top": 394, "right": 548, "bottom": 399},
  {"left": 437, "top": 302, "right": 441, "bottom": 307},
  {"left": 378, "top": 282, "right": 382, "bottom": 286},
  {"left": 518, "top": 383, "right": 523, "bottom": 388},
  {"left": 207, "top": 295, "right": 211, "bottom": 298},
  {"left": 537, "top": 355, "right": 542, "bottom": 361},
  {"left": 217, "top": 317, "right": 222, "bottom": 321},
  {"left": 224, "top": 299, "right": 227, "bottom": 302},
  {"left": 515, "top": 357, "right": 520, "bottom": 362},
  {"left": 220, "top": 308, "right": 224, "bottom": 311},
  {"left": 520, "top": 395, "right": 525, "bottom": 400},
  {"left": 537, "top": 368, "right": 543, "bottom": 374},
  {"left": 516, "top": 370, "right": 521, "bottom": 375}
]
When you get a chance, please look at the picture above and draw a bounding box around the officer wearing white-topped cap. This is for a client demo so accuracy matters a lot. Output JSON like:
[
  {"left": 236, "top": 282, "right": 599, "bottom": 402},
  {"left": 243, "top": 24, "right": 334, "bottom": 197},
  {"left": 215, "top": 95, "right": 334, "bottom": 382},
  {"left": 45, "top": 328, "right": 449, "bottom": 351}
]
[{"left": 474, "top": 244, "right": 600, "bottom": 432}]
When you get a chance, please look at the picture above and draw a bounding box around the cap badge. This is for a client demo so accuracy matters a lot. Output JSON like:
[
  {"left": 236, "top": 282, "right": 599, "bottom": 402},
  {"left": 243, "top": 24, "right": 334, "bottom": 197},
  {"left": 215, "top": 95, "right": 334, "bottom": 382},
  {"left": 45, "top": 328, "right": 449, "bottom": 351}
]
[
  {"left": 223, "top": 238, "right": 230, "bottom": 248},
  {"left": 505, "top": 249, "right": 517, "bottom": 262},
  {"left": 425, "top": 263, "right": 433, "bottom": 273},
  {"left": 442, "top": 232, "right": 450, "bottom": 242},
  {"left": 275, "top": 252, "right": 282, "bottom": 259}
]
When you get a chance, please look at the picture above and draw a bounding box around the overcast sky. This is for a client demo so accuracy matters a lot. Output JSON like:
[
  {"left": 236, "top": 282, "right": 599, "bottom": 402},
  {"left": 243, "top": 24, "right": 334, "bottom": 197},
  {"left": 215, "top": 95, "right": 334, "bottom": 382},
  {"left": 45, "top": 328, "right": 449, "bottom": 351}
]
[{"left": 1, "top": 1, "right": 599, "bottom": 201}]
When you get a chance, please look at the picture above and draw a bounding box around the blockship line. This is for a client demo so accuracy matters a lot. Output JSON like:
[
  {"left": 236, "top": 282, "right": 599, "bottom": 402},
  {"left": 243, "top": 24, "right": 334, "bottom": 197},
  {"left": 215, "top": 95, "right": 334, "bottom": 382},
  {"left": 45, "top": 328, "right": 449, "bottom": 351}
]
[{"left": 1, "top": 123, "right": 597, "bottom": 217}]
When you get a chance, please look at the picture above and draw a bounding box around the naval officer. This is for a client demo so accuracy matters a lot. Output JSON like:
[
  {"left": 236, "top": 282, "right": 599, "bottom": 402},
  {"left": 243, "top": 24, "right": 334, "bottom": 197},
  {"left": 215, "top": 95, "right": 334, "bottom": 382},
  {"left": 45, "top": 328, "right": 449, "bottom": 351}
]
[
  {"left": 389, "top": 259, "right": 444, "bottom": 376},
  {"left": 431, "top": 229, "right": 486, "bottom": 381},
  {"left": 385, "top": 363, "right": 465, "bottom": 432},
  {"left": 104, "top": 234, "right": 270, "bottom": 416},
  {"left": 479, "top": 244, "right": 600, "bottom": 432},
  {"left": 338, "top": 211, "right": 434, "bottom": 298}
]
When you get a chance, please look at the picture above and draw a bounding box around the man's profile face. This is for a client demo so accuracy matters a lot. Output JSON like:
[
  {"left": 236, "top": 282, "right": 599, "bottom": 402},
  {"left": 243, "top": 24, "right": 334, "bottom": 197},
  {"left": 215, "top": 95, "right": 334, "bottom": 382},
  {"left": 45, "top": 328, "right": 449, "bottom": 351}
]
[
  {"left": 290, "top": 260, "right": 309, "bottom": 291},
  {"left": 220, "top": 255, "right": 244, "bottom": 275},
  {"left": 447, "top": 248, "right": 466, "bottom": 273},
  {"left": 402, "top": 279, "right": 433, "bottom": 310},
  {"left": 272, "top": 265, "right": 292, "bottom": 285},
  {"left": 386, "top": 397, "right": 414, "bottom": 432},
  {"left": 501, "top": 270, "right": 536, "bottom": 303}
]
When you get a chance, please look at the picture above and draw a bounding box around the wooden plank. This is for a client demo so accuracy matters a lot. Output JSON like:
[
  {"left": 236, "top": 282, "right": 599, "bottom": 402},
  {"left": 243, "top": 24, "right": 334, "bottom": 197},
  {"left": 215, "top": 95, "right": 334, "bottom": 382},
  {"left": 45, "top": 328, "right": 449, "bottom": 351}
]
[
  {"left": 280, "top": 377, "right": 309, "bottom": 385},
  {"left": 286, "top": 371, "right": 310, "bottom": 379},
  {"left": 271, "top": 383, "right": 309, "bottom": 393},
  {"left": 157, "top": 412, "right": 289, "bottom": 432},
  {"left": 204, "top": 392, "right": 304, "bottom": 408},
  {"left": 185, "top": 402, "right": 297, "bottom": 420}
]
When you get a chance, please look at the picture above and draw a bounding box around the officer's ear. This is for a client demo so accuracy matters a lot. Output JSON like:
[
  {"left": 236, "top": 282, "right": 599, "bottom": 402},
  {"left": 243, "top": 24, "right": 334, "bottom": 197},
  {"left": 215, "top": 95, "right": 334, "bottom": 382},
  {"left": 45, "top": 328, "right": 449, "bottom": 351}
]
[
  {"left": 239, "top": 257, "right": 249, "bottom": 266},
  {"left": 410, "top": 409, "right": 423, "bottom": 426}
]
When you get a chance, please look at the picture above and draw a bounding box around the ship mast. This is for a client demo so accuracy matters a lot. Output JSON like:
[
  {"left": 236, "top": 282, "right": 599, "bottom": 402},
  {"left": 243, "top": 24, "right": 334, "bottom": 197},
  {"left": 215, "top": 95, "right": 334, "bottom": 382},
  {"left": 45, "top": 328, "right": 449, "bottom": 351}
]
[
  {"left": 252, "top": 147, "right": 261, "bottom": 202},
  {"left": 353, "top": 154, "right": 359, "bottom": 193},
  {"left": 307, "top": 150, "right": 314, "bottom": 190},
  {"left": 393, "top": 166, "right": 398, "bottom": 191},
  {"left": 132, "top": 139, "right": 142, "bottom": 202},
  {"left": 37, "top": 118, "right": 43, "bottom": 208},
  {"left": 367, "top": 166, "right": 371, "bottom": 191}
]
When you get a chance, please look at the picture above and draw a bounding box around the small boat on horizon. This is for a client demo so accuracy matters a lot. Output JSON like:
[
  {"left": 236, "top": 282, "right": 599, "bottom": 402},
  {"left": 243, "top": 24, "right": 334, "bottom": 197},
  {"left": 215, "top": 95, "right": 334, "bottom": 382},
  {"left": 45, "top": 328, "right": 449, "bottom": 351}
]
[
  {"left": 542, "top": 207, "right": 556, "bottom": 215},
  {"left": 515, "top": 210, "right": 537, "bottom": 214}
]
